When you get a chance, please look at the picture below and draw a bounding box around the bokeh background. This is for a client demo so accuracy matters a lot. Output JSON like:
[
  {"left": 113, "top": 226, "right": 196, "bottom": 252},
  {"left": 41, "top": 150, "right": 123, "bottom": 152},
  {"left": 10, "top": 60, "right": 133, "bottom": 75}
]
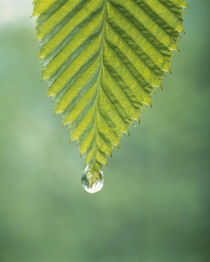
[{"left": 0, "top": 1, "right": 209, "bottom": 261}]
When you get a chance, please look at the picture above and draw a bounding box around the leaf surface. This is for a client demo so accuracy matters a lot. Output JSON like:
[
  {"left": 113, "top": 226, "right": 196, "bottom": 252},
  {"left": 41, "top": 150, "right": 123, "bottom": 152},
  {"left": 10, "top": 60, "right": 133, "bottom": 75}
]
[{"left": 33, "top": 0, "right": 187, "bottom": 174}]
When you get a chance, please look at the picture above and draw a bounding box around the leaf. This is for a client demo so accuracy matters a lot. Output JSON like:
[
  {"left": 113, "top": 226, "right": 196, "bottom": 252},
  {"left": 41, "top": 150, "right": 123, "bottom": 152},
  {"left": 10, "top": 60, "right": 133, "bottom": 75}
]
[{"left": 33, "top": 0, "right": 187, "bottom": 177}]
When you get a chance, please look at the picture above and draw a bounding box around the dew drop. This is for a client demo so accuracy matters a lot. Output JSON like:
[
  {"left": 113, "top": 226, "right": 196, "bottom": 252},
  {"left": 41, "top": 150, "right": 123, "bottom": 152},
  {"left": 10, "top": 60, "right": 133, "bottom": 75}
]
[{"left": 81, "top": 166, "right": 104, "bottom": 194}]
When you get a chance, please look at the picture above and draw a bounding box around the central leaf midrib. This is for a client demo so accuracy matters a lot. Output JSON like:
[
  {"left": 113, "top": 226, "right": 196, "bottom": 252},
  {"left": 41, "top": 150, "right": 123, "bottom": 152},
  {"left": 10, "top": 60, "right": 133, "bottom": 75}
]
[{"left": 90, "top": 0, "right": 108, "bottom": 169}]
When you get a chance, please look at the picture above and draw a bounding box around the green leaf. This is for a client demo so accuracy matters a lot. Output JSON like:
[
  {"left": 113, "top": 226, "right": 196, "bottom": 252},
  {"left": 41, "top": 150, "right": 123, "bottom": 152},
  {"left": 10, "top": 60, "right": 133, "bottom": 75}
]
[{"left": 33, "top": 0, "right": 187, "bottom": 176}]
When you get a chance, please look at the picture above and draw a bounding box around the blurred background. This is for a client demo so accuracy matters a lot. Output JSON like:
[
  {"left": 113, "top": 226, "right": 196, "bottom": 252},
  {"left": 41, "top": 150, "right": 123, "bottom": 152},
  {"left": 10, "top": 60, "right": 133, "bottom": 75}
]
[{"left": 0, "top": 1, "right": 209, "bottom": 261}]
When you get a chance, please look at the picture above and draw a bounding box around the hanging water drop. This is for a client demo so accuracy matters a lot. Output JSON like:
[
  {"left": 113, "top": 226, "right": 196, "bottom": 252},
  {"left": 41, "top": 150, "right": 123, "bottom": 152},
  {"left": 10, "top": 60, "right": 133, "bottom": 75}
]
[{"left": 81, "top": 166, "right": 104, "bottom": 194}]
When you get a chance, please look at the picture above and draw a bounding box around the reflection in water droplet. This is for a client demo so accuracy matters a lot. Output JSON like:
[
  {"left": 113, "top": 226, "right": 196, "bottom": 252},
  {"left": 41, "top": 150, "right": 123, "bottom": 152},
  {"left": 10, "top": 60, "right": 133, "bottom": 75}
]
[{"left": 81, "top": 166, "right": 104, "bottom": 194}]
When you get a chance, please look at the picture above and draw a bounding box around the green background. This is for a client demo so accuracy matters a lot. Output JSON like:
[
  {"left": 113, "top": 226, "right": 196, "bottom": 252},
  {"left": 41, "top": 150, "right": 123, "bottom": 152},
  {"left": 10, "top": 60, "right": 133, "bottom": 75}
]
[{"left": 0, "top": 1, "right": 209, "bottom": 261}]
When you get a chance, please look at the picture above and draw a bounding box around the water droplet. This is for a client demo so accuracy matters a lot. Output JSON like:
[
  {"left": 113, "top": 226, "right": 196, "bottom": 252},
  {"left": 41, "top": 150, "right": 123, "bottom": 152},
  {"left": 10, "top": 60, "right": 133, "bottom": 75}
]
[{"left": 81, "top": 166, "right": 104, "bottom": 194}]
